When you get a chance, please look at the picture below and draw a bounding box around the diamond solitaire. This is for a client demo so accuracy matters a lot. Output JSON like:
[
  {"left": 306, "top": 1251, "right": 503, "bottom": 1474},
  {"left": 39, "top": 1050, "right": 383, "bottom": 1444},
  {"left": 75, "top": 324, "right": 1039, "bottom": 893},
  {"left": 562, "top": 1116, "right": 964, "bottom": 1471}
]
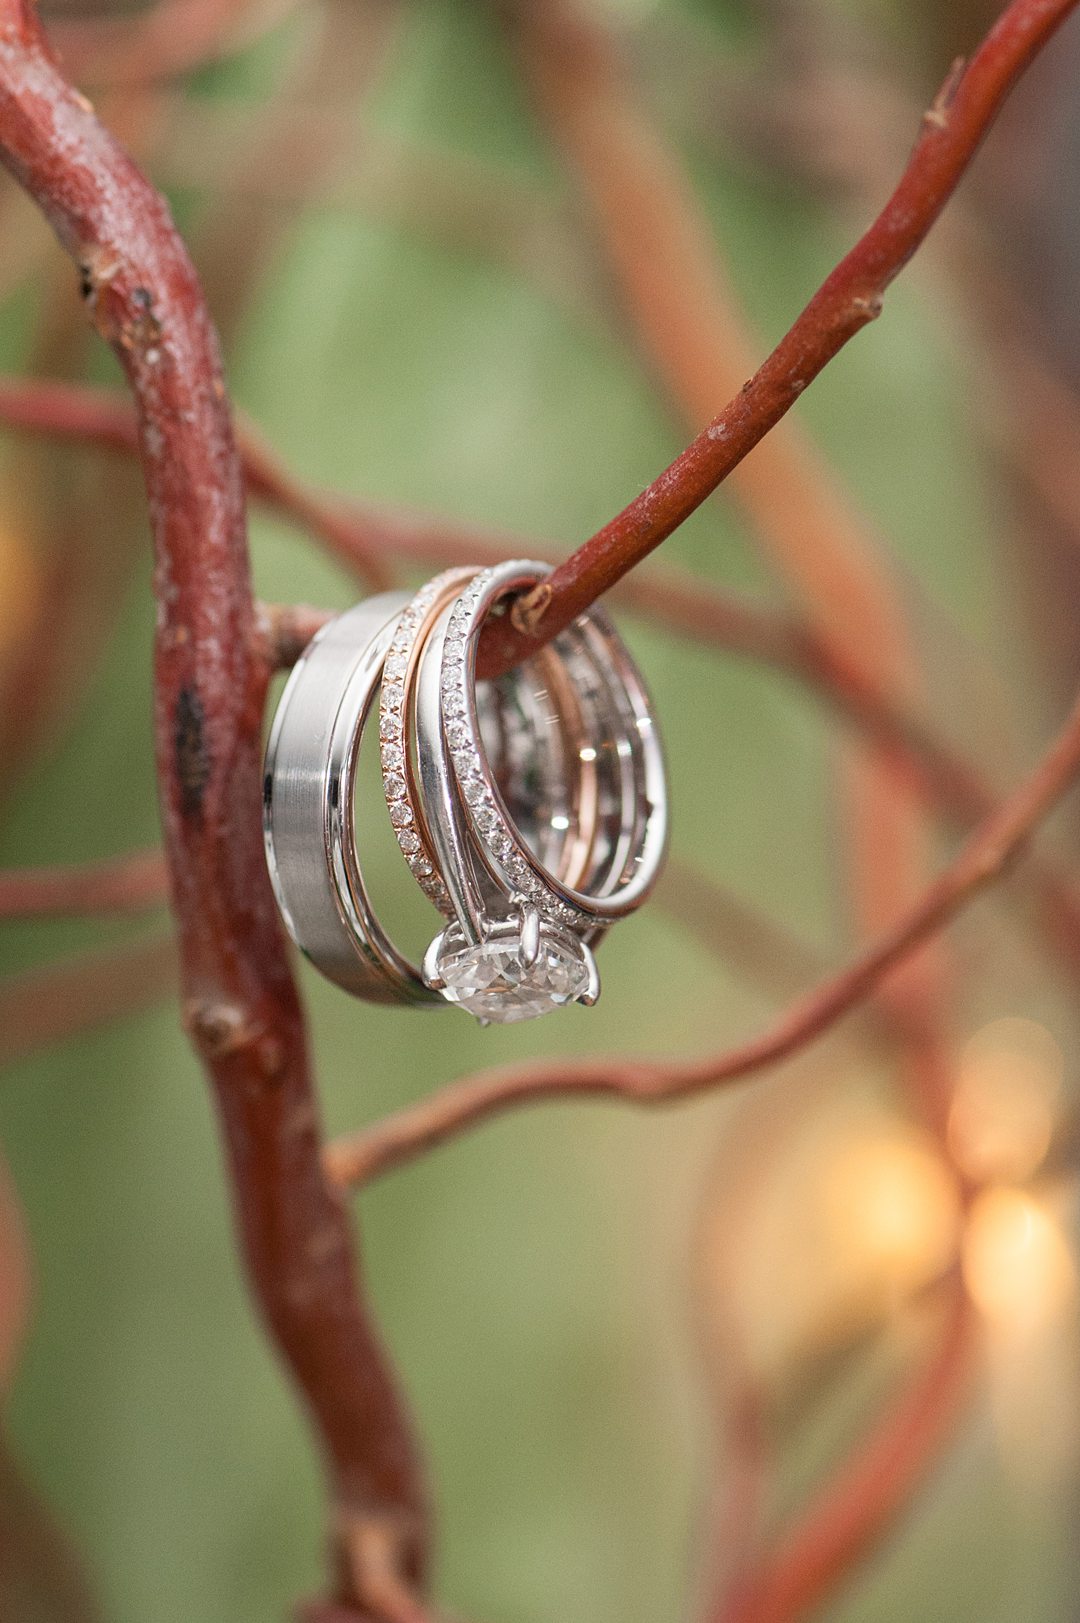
[{"left": 424, "top": 914, "right": 599, "bottom": 1024}]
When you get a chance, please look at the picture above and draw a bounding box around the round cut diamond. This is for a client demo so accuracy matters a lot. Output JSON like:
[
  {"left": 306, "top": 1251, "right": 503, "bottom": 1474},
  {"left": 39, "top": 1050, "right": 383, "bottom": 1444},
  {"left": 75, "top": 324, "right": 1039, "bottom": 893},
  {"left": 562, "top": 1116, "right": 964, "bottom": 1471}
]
[{"left": 430, "top": 923, "right": 591, "bottom": 1023}]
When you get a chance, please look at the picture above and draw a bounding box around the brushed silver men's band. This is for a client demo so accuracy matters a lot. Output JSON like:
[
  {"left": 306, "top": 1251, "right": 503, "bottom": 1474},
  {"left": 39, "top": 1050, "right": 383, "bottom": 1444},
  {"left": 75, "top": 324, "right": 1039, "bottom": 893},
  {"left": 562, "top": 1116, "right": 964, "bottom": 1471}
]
[{"left": 263, "top": 591, "right": 437, "bottom": 1005}]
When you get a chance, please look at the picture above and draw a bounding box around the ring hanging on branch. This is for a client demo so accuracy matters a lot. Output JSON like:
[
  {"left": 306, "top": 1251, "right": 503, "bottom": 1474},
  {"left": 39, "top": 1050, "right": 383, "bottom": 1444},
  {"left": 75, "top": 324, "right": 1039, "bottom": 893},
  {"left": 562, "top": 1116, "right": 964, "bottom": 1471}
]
[
  {"left": 264, "top": 562, "right": 670, "bottom": 1024},
  {"left": 475, "top": 0, "right": 1080, "bottom": 677},
  {"left": 0, "top": 0, "right": 1078, "bottom": 1620}
]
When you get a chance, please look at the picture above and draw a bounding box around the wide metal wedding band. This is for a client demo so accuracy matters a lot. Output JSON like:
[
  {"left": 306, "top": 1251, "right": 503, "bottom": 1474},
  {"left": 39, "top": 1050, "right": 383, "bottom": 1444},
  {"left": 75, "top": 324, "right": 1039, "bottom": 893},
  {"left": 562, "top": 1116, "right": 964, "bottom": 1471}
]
[
  {"left": 263, "top": 591, "right": 441, "bottom": 1006},
  {"left": 262, "top": 582, "right": 597, "bottom": 1006}
]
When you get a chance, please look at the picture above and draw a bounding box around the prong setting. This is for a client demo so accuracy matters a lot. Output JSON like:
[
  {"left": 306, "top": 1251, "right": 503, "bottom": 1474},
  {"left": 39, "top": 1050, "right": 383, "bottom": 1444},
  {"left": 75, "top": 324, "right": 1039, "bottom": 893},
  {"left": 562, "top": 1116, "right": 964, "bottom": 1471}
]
[
  {"left": 518, "top": 905, "right": 541, "bottom": 969},
  {"left": 577, "top": 941, "right": 602, "bottom": 1007}
]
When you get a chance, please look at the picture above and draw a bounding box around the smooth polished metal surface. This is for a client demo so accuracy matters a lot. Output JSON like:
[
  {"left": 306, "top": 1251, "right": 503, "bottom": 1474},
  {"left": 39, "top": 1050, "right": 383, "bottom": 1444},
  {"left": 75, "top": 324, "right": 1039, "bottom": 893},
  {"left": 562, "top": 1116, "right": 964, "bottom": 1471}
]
[{"left": 263, "top": 591, "right": 440, "bottom": 1006}]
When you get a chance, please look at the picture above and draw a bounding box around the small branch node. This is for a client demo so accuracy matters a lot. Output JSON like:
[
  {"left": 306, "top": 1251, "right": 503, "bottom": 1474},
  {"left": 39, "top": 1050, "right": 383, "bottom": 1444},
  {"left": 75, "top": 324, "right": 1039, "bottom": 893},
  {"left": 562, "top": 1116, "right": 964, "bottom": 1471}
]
[
  {"left": 332, "top": 1507, "right": 430, "bottom": 1623},
  {"left": 182, "top": 997, "right": 252, "bottom": 1053},
  {"left": 850, "top": 292, "right": 885, "bottom": 321},
  {"left": 924, "top": 56, "right": 968, "bottom": 129},
  {"left": 509, "top": 580, "right": 552, "bottom": 637}
]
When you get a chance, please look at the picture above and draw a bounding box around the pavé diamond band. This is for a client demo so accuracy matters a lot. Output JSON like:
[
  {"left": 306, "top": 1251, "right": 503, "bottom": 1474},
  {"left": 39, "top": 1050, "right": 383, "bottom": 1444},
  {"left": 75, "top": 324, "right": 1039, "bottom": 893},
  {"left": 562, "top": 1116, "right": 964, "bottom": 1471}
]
[{"left": 408, "top": 562, "right": 667, "bottom": 1021}]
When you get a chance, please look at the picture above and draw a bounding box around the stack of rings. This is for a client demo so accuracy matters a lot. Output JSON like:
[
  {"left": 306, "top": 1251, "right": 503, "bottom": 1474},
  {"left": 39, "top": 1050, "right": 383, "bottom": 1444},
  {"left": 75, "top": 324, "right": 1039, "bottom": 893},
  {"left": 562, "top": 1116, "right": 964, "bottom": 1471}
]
[{"left": 263, "top": 561, "right": 668, "bottom": 1024}]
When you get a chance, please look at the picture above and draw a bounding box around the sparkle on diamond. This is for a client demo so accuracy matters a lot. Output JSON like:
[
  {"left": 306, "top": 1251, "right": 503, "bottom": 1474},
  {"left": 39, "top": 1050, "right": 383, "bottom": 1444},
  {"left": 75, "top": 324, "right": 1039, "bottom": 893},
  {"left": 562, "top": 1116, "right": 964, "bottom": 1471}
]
[{"left": 431, "top": 924, "right": 591, "bottom": 1023}]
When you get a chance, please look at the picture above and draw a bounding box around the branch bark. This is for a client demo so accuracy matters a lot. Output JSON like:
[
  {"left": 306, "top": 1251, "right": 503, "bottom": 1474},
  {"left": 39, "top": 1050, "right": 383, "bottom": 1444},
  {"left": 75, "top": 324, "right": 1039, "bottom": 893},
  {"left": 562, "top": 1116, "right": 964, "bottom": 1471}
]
[
  {"left": 0, "top": 6, "right": 428, "bottom": 1614},
  {"left": 477, "top": 0, "right": 1080, "bottom": 676},
  {"left": 326, "top": 677, "right": 1080, "bottom": 1187}
]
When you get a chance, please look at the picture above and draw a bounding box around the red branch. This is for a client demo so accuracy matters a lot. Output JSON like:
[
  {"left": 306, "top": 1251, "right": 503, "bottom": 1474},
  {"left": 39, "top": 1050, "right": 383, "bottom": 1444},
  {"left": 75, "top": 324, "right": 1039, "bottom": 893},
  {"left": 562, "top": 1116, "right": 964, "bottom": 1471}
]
[
  {"left": 0, "top": 849, "right": 167, "bottom": 918},
  {"left": 0, "top": 933, "right": 176, "bottom": 1071},
  {"left": 478, "top": 0, "right": 1080, "bottom": 675},
  {"left": 713, "top": 1277, "right": 975, "bottom": 1623},
  {"left": 326, "top": 676, "right": 1080, "bottom": 1187},
  {"left": 0, "top": 6, "right": 428, "bottom": 1615}
]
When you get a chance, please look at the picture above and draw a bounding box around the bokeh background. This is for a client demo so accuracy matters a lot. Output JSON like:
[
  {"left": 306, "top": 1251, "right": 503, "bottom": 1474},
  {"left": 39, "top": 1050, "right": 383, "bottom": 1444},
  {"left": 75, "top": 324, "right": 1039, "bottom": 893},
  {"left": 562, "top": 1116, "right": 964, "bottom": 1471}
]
[{"left": 1, "top": 1, "right": 1079, "bottom": 1619}]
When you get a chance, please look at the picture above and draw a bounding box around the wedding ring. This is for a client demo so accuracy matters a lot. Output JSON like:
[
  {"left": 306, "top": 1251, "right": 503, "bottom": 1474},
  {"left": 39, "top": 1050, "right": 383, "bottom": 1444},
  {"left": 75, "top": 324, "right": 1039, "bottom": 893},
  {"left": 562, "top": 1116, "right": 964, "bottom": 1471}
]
[
  {"left": 263, "top": 562, "right": 669, "bottom": 1025},
  {"left": 429, "top": 561, "right": 667, "bottom": 928},
  {"left": 263, "top": 592, "right": 441, "bottom": 1006},
  {"left": 412, "top": 601, "right": 604, "bottom": 1021},
  {"left": 407, "top": 561, "right": 668, "bottom": 1021},
  {"left": 379, "top": 569, "right": 600, "bottom": 911}
]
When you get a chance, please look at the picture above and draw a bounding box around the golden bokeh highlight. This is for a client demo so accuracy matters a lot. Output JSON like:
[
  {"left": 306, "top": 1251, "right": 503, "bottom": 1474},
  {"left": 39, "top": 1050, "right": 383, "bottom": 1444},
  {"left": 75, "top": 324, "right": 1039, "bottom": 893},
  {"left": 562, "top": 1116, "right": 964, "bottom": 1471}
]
[
  {"left": 821, "top": 1127, "right": 961, "bottom": 1300},
  {"left": 948, "top": 1018, "right": 1062, "bottom": 1186},
  {"left": 962, "top": 1187, "right": 1075, "bottom": 1327},
  {"left": 705, "top": 1104, "right": 963, "bottom": 1386}
]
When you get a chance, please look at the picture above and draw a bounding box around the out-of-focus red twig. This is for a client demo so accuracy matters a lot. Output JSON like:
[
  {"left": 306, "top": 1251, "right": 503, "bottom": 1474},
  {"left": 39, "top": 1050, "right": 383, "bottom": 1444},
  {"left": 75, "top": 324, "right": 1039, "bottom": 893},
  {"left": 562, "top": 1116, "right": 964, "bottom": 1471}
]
[
  {"left": 0, "top": 1146, "right": 98, "bottom": 1620},
  {"left": 0, "top": 848, "right": 167, "bottom": 919},
  {"left": 0, "top": 377, "right": 391, "bottom": 589},
  {"left": 478, "top": 0, "right": 1080, "bottom": 674},
  {"left": 0, "top": 934, "right": 177, "bottom": 1071},
  {"left": 326, "top": 674, "right": 1080, "bottom": 1187},
  {"left": 713, "top": 1277, "right": 975, "bottom": 1623},
  {"left": 50, "top": 0, "right": 300, "bottom": 89},
  {"left": 0, "top": 381, "right": 1031, "bottom": 801},
  {"left": 0, "top": 6, "right": 429, "bottom": 1616},
  {"left": 658, "top": 861, "right": 829, "bottom": 1012},
  {"left": 0, "top": 378, "right": 975, "bottom": 771}
]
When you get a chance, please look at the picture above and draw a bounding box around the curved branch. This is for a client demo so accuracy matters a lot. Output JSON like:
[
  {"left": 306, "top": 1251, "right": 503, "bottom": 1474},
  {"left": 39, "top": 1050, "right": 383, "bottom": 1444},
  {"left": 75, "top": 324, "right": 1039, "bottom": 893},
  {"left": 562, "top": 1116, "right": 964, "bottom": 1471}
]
[
  {"left": 0, "top": 7, "right": 429, "bottom": 1613},
  {"left": 326, "top": 679, "right": 1080, "bottom": 1187},
  {"left": 477, "top": 0, "right": 1080, "bottom": 675},
  {"left": 713, "top": 1277, "right": 975, "bottom": 1623}
]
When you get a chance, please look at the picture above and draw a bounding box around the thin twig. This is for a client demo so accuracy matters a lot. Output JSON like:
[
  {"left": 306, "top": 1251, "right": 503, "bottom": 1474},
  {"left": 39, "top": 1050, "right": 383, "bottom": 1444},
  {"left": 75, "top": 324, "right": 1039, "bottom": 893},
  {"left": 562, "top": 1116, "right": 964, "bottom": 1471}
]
[
  {"left": 477, "top": 0, "right": 1080, "bottom": 675},
  {"left": 12, "top": 367, "right": 1080, "bottom": 1022},
  {"left": 0, "top": 934, "right": 177, "bottom": 1071},
  {"left": 0, "top": 849, "right": 168, "bottom": 919},
  {"left": 51, "top": 0, "right": 300, "bottom": 89},
  {"left": 500, "top": 0, "right": 954, "bottom": 1144},
  {"left": 326, "top": 678, "right": 1080, "bottom": 1188},
  {"left": 712, "top": 1276, "right": 975, "bottom": 1623},
  {"left": 5, "top": 383, "right": 1080, "bottom": 993}
]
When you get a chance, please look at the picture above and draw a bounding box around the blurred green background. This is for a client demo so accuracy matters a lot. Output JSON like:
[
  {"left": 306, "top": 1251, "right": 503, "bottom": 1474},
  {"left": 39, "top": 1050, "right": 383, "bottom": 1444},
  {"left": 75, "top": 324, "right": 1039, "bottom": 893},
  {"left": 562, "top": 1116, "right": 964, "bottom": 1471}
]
[{"left": 0, "top": 1, "right": 1077, "bottom": 1619}]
